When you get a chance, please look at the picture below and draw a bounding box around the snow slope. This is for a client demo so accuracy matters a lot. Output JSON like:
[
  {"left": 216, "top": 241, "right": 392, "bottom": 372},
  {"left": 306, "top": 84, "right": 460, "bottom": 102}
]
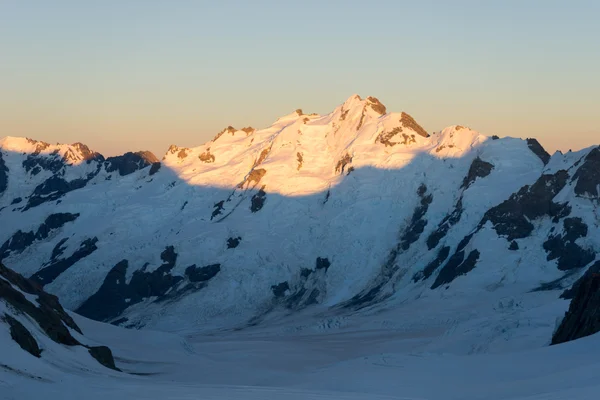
[
  {"left": 0, "top": 95, "right": 598, "bottom": 341},
  {"left": 2, "top": 308, "right": 600, "bottom": 400}
]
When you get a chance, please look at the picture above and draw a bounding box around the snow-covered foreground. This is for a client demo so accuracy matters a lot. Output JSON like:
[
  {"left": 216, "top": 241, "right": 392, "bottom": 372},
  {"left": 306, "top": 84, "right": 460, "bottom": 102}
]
[{"left": 2, "top": 301, "right": 599, "bottom": 400}]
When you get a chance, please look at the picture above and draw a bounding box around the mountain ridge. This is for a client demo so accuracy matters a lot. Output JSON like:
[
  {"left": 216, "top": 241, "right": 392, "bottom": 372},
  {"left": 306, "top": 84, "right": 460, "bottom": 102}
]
[{"left": 0, "top": 95, "right": 599, "bottom": 352}]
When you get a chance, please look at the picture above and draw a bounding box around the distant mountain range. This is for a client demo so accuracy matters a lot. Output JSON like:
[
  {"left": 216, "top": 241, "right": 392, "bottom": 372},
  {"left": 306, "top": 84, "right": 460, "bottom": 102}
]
[{"left": 1, "top": 94, "right": 598, "bottom": 348}]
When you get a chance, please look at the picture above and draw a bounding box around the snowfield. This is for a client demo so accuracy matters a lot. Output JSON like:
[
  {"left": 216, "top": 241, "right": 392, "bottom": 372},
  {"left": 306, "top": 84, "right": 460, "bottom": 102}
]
[{"left": 2, "top": 310, "right": 600, "bottom": 400}]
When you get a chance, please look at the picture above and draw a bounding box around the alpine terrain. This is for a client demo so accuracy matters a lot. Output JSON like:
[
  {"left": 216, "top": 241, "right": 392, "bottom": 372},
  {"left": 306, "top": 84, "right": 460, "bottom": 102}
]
[{"left": 1, "top": 95, "right": 599, "bottom": 399}]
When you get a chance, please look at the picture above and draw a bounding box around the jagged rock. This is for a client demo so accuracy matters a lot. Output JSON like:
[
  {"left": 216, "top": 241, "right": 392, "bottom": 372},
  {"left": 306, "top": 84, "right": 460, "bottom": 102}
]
[
  {"left": 199, "top": 149, "right": 216, "bottom": 163},
  {"left": 185, "top": 264, "right": 221, "bottom": 283},
  {"left": 2, "top": 314, "right": 42, "bottom": 357},
  {"left": 211, "top": 200, "right": 225, "bottom": 219},
  {"left": 1, "top": 263, "right": 119, "bottom": 369},
  {"left": 509, "top": 241, "right": 519, "bottom": 251},
  {"left": 240, "top": 169, "right": 267, "bottom": 189},
  {"left": 400, "top": 112, "right": 429, "bottom": 138},
  {"left": 49, "top": 238, "right": 69, "bottom": 262},
  {"left": 88, "top": 346, "right": 120, "bottom": 371},
  {"left": 543, "top": 218, "right": 595, "bottom": 271},
  {"left": 0, "top": 152, "right": 9, "bottom": 195},
  {"left": 432, "top": 249, "right": 480, "bottom": 289},
  {"left": 25, "top": 175, "right": 93, "bottom": 210},
  {"left": 413, "top": 246, "right": 450, "bottom": 282},
  {"left": 30, "top": 237, "right": 98, "bottom": 286},
  {"left": 227, "top": 237, "right": 241, "bottom": 249},
  {"left": 335, "top": 154, "right": 352, "bottom": 174},
  {"left": 177, "top": 149, "right": 188, "bottom": 159},
  {"left": 212, "top": 126, "right": 237, "bottom": 142},
  {"left": 400, "top": 184, "right": 433, "bottom": 250},
  {"left": 366, "top": 96, "right": 386, "bottom": 114},
  {"left": 461, "top": 157, "right": 494, "bottom": 189},
  {"left": 0, "top": 213, "right": 80, "bottom": 260},
  {"left": 11, "top": 197, "right": 22, "bottom": 205},
  {"left": 482, "top": 170, "right": 570, "bottom": 241},
  {"left": 561, "top": 261, "right": 600, "bottom": 299},
  {"left": 427, "top": 198, "right": 463, "bottom": 250},
  {"left": 1, "top": 263, "right": 81, "bottom": 345},
  {"left": 70, "top": 142, "right": 103, "bottom": 162},
  {"left": 552, "top": 273, "right": 600, "bottom": 345},
  {"left": 572, "top": 146, "right": 600, "bottom": 198},
  {"left": 271, "top": 281, "right": 290, "bottom": 298},
  {"left": 526, "top": 138, "right": 551, "bottom": 165},
  {"left": 22, "top": 152, "right": 65, "bottom": 175},
  {"left": 297, "top": 152, "right": 303, "bottom": 171},
  {"left": 105, "top": 151, "right": 158, "bottom": 176},
  {"left": 77, "top": 247, "right": 218, "bottom": 322},
  {"left": 316, "top": 257, "right": 331, "bottom": 270},
  {"left": 149, "top": 162, "right": 161, "bottom": 175},
  {"left": 250, "top": 187, "right": 267, "bottom": 212}
]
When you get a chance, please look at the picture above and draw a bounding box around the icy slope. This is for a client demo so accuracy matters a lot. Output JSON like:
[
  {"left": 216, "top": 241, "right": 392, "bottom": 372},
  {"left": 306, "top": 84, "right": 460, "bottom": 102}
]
[{"left": 0, "top": 95, "right": 598, "bottom": 339}]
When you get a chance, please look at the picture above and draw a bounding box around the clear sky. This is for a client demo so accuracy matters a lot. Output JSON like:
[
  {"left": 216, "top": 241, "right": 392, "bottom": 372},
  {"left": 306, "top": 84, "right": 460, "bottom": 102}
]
[{"left": 1, "top": 0, "right": 598, "bottom": 156}]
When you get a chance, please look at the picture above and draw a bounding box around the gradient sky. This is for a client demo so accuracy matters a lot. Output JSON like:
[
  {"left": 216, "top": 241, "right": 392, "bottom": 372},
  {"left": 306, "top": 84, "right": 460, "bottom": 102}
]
[{"left": 1, "top": 0, "right": 598, "bottom": 157}]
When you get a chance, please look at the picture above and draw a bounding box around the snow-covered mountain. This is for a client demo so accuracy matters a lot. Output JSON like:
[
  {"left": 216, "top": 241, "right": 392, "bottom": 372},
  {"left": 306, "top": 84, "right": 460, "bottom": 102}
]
[
  {"left": 1, "top": 94, "right": 598, "bottom": 346},
  {"left": 0, "top": 262, "right": 119, "bottom": 374}
]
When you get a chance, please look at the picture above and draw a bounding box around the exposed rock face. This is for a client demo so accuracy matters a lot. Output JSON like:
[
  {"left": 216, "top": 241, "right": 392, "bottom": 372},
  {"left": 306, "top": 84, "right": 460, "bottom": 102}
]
[
  {"left": 482, "top": 170, "right": 570, "bottom": 241},
  {"left": 572, "top": 146, "right": 600, "bottom": 199},
  {"left": 400, "top": 112, "right": 429, "bottom": 138},
  {"left": 543, "top": 218, "right": 595, "bottom": 271},
  {"left": 149, "top": 162, "right": 161, "bottom": 176},
  {"left": 315, "top": 257, "right": 331, "bottom": 271},
  {"left": 1, "top": 213, "right": 80, "bottom": 260},
  {"left": 274, "top": 259, "right": 331, "bottom": 310},
  {"left": 250, "top": 187, "right": 267, "bottom": 212},
  {"left": 227, "top": 237, "right": 242, "bottom": 249},
  {"left": 0, "top": 262, "right": 119, "bottom": 370},
  {"left": 552, "top": 273, "right": 600, "bottom": 345},
  {"left": 199, "top": 149, "right": 216, "bottom": 163},
  {"left": 105, "top": 151, "right": 159, "bottom": 176},
  {"left": 431, "top": 234, "right": 480, "bottom": 289},
  {"left": 70, "top": 142, "right": 103, "bottom": 162},
  {"left": 0, "top": 152, "right": 9, "bottom": 195},
  {"left": 335, "top": 154, "right": 352, "bottom": 174},
  {"left": 271, "top": 281, "right": 290, "bottom": 298},
  {"left": 427, "top": 198, "right": 463, "bottom": 250},
  {"left": 212, "top": 126, "right": 237, "bottom": 142},
  {"left": 211, "top": 200, "right": 225, "bottom": 220},
  {"left": 88, "top": 346, "right": 118, "bottom": 370},
  {"left": 526, "top": 138, "right": 551, "bottom": 165},
  {"left": 77, "top": 247, "right": 221, "bottom": 322},
  {"left": 1, "top": 263, "right": 81, "bottom": 345},
  {"left": 400, "top": 184, "right": 433, "bottom": 250},
  {"left": 240, "top": 169, "right": 267, "bottom": 189},
  {"left": 561, "top": 261, "right": 600, "bottom": 300},
  {"left": 30, "top": 237, "right": 98, "bottom": 286},
  {"left": 461, "top": 157, "right": 494, "bottom": 189},
  {"left": 25, "top": 175, "right": 95, "bottom": 210},
  {"left": 185, "top": 264, "right": 221, "bottom": 283},
  {"left": 2, "top": 314, "right": 42, "bottom": 357},
  {"left": 22, "top": 152, "right": 65, "bottom": 175},
  {"left": 366, "top": 96, "right": 386, "bottom": 115},
  {"left": 413, "top": 246, "right": 450, "bottom": 282}
]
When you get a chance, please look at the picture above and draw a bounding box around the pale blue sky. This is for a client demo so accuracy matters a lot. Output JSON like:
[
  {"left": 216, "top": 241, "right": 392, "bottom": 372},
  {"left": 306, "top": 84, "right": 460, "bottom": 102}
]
[{"left": 1, "top": 0, "right": 598, "bottom": 156}]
